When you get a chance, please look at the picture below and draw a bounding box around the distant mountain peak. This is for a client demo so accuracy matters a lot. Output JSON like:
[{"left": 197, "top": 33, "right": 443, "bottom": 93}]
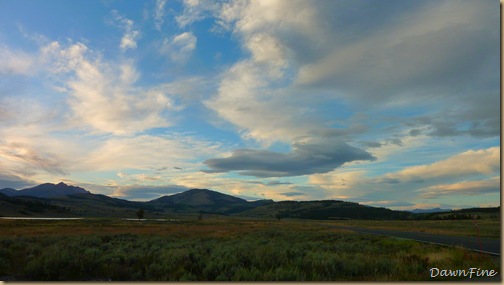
[
  {"left": 0, "top": 182, "right": 89, "bottom": 198},
  {"left": 150, "top": 188, "right": 247, "bottom": 207}
]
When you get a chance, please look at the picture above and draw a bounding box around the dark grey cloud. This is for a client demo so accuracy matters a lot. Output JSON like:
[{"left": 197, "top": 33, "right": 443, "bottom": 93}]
[
  {"left": 312, "top": 125, "right": 368, "bottom": 139},
  {"left": 360, "top": 141, "right": 382, "bottom": 148},
  {"left": 379, "top": 178, "right": 400, "bottom": 184},
  {"left": 281, "top": 191, "right": 305, "bottom": 197},
  {"left": 266, "top": 181, "right": 293, "bottom": 186},
  {"left": 203, "top": 140, "right": 375, "bottom": 177},
  {"left": 244, "top": 180, "right": 264, "bottom": 185},
  {"left": 298, "top": 1, "right": 498, "bottom": 102},
  {"left": 0, "top": 174, "right": 34, "bottom": 189},
  {"left": 407, "top": 95, "right": 500, "bottom": 138},
  {"left": 385, "top": 138, "right": 402, "bottom": 147},
  {"left": 294, "top": 1, "right": 499, "bottom": 142},
  {"left": 409, "top": 129, "right": 422, "bottom": 137},
  {"left": 276, "top": 1, "right": 429, "bottom": 67},
  {"left": 244, "top": 180, "right": 292, "bottom": 186}
]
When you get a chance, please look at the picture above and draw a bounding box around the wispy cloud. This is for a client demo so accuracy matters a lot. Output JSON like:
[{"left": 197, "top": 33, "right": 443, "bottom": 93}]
[
  {"left": 0, "top": 45, "right": 35, "bottom": 75},
  {"left": 82, "top": 134, "right": 221, "bottom": 172},
  {"left": 40, "top": 40, "right": 178, "bottom": 134},
  {"left": 112, "top": 10, "right": 141, "bottom": 51},
  {"left": 161, "top": 32, "right": 197, "bottom": 62},
  {"left": 154, "top": 0, "right": 168, "bottom": 31},
  {"left": 176, "top": 0, "right": 220, "bottom": 28}
]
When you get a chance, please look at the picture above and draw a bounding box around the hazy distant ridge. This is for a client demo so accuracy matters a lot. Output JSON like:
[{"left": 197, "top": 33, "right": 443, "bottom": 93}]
[{"left": 0, "top": 182, "right": 89, "bottom": 198}]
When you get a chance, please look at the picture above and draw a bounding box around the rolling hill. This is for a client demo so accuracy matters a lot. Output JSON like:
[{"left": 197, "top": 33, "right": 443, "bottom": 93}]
[
  {"left": 235, "top": 200, "right": 413, "bottom": 220},
  {"left": 147, "top": 188, "right": 274, "bottom": 214},
  {"left": 150, "top": 188, "right": 247, "bottom": 206}
]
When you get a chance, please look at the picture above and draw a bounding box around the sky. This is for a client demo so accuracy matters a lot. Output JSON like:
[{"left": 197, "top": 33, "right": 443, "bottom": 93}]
[{"left": 0, "top": 0, "right": 500, "bottom": 210}]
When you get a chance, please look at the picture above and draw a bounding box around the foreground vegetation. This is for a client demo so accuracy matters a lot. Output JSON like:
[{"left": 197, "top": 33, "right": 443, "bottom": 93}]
[{"left": 0, "top": 218, "right": 499, "bottom": 281}]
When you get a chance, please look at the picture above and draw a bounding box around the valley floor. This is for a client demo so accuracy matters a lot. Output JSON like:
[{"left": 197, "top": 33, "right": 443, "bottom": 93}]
[{"left": 0, "top": 217, "right": 500, "bottom": 281}]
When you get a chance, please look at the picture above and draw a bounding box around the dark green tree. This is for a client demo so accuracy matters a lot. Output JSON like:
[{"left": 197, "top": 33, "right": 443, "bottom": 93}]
[{"left": 136, "top": 208, "right": 145, "bottom": 220}]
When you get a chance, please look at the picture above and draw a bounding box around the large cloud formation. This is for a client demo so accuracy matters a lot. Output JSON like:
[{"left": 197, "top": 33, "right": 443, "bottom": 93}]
[
  {"left": 203, "top": 140, "right": 375, "bottom": 177},
  {"left": 194, "top": 0, "right": 499, "bottom": 145}
]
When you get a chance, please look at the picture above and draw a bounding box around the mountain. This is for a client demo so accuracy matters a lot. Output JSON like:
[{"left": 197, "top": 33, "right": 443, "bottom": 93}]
[
  {"left": 0, "top": 191, "right": 153, "bottom": 218},
  {"left": 0, "top": 188, "right": 18, "bottom": 196},
  {"left": 150, "top": 188, "right": 248, "bottom": 206},
  {"left": 0, "top": 182, "right": 89, "bottom": 198},
  {"left": 148, "top": 188, "right": 255, "bottom": 213},
  {"left": 409, "top": 208, "right": 451, "bottom": 214}
]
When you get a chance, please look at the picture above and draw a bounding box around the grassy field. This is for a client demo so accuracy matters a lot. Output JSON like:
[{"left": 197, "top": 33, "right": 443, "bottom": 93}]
[
  {"left": 0, "top": 217, "right": 499, "bottom": 281},
  {"left": 321, "top": 218, "right": 500, "bottom": 239}
]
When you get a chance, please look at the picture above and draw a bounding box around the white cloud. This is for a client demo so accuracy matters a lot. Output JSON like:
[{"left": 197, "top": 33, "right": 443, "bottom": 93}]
[
  {"left": 42, "top": 41, "right": 177, "bottom": 134},
  {"left": 0, "top": 142, "right": 66, "bottom": 175},
  {"left": 0, "top": 45, "right": 35, "bottom": 75},
  {"left": 200, "top": 0, "right": 498, "bottom": 147},
  {"left": 385, "top": 147, "right": 499, "bottom": 182},
  {"left": 420, "top": 177, "right": 500, "bottom": 199},
  {"left": 154, "top": 0, "right": 168, "bottom": 30},
  {"left": 176, "top": 0, "right": 220, "bottom": 28},
  {"left": 161, "top": 32, "right": 197, "bottom": 62},
  {"left": 41, "top": 41, "right": 88, "bottom": 73},
  {"left": 81, "top": 134, "right": 219, "bottom": 171},
  {"left": 2, "top": 40, "right": 177, "bottom": 135},
  {"left": 0, "top": 33, "right": 225, "bottom": 189},
  {"left": 0, "top": 128, "right": 87, "bottom": 184},
  {"left": 205, "top": 60, "right": 313, "bottom": 144},
  {"left": 200, "top": 1, "right": 355, "bottom": 144},
  {"left": 112, "top": 10, "right": 141, "bottom": 51},
  {"left": 307, "top": 169, "right": 370, "bottom": 200}
]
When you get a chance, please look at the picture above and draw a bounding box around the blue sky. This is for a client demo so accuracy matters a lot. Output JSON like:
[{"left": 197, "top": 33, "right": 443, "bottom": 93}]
[{"left": 0, "top": 0, "right": 499, "bottom": 210}]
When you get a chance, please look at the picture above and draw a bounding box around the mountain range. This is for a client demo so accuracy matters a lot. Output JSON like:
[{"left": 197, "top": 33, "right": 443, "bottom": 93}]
[
  {"left": 0, "top": 182, "right": 89, "bottom": 198},
  {"left": 0, "top": 182, "right": 498, "bottom": 220}
]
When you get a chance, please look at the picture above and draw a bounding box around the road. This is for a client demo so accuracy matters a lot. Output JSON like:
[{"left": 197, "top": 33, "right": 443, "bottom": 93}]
[{"left": 330, "top": 225, "right": 500, "bottom": 256}]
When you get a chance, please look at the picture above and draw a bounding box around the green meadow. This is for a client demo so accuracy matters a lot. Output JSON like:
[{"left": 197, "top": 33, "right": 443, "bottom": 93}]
[{"left": 0, "top": 217, "right": 499, "bottom": 281}]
